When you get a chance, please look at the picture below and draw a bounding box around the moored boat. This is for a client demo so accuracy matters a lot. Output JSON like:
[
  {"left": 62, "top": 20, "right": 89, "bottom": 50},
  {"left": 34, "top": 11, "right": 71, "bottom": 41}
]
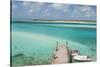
[{"left": 73, "top": 55, "right": 91, "bottom": 62}]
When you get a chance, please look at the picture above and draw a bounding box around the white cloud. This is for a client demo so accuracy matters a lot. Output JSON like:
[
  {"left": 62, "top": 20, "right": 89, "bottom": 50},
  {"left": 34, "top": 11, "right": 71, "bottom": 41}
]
[
  {"left": 85, "top": 10, "right": 96, "bottom": 17},
  {"left": 43, "top": 9, "right": 60, "bottom": 18},
  {"left": 41, "top": 9, "right": 54, "bottom": 18},
  {"left": 50, "top": 3, "right": 69, "bottom": 12},
  {"left": 29, "top": 9, "right": 34, "bottom": 13},
  {"left": 22, "top": 1, "right": 34, "bottom": 8},
  {"left": 36, "top": 2, "right": 44, "bottom": 6},
  {"left": 79, "top": 6, "right": 96, "bottom": 17},
  {"left": 71, "top": 10, "right": 81, "bottom": 19},
  {"left": 28, "top": 9, "right": 34, "bottom": 16},
  {"left": 80, "top": 6, "right": 92, "bottom": 12},
  {"left": 22, "top": 1, "right": 45, "bottom": 15},
  {"left": 71, "top": 5, "right": 96, "bottom": 18},
  {"left": 12, "top": 4, "right": 17, "bottom": 9},
  {"left": 22, "top": 1, "right": 44, "bottom": 8},
  {"left": 63, "top": 9, "right": 68, "bottom": 13},
  {"left": 44, "top": 9, "right": 51, "bottom": 16},
  {"left": 51, "top": 3, "right": 65, "bottom": 10},
  {"left": 22, "top": 1, "right": 29, "bottom": 7}
]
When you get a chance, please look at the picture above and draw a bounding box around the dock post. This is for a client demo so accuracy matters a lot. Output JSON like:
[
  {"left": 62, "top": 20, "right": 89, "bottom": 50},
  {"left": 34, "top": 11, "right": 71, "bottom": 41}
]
[
  {"left": 66, "top": 41, "right": 68, "bottom": 46},
  {"left": 56, "top": 41, "right": 59, "bottom": 51},
  {"left": 56, "top": 41, "right": 58, "bottom": 46}
]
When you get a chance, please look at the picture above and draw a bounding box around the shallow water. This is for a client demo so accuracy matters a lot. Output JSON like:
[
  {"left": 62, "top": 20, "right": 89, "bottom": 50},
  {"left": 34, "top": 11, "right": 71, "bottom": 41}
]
[{"left": 11, "top": 21, "right": 96, "bottom": 65}]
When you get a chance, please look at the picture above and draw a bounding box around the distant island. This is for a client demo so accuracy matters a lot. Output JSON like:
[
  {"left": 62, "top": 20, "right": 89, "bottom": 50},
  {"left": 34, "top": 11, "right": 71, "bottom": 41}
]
[
  {"left": 11, "top": 18, "right": 96, "bottom": 24},
  {"left": 31, "top": 19, "right": 96, "bottom": 22}
]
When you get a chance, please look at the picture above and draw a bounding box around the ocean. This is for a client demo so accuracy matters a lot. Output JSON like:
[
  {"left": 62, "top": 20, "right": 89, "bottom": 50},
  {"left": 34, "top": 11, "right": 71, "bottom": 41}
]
[{"left": 11, "top": 21, "right": 96, "bottom": 65}]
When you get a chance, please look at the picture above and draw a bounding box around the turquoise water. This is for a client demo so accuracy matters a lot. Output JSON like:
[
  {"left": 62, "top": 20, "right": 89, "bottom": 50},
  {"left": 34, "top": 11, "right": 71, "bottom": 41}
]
[{"left": 11, "top": 21, "right": 96, "bottom": 65}]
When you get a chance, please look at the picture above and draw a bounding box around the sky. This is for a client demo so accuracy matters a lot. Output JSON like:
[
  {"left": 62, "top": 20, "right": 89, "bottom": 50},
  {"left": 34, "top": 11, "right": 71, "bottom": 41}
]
[{"left": 12, "top": 1, "right": 96, "bottom": 21}]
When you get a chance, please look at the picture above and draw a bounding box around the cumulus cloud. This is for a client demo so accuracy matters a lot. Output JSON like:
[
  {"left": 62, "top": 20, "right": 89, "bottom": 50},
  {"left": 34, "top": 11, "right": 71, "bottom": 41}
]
[
  {"left": 79, "top": 6, "right": 96, "bottom": 17},
  {"left": 12, "top": 1, "right": 96, "bottom": 20},
  {"left": 50, "top": 3, "right": 65, "bottom": 10},
  {"left": 71, "top": 5, "right": 96, "bottom": 19},
  {"left": 22, "top": 1, "right": 30, "bottom": 7},
  {"left": 29, "top": 9, "right": 34, "bottom": 13},
  {"left": 81, "top": 6, "right": 96, "bottom": 17},
  {"left": 85, "top": 11, "right": 96, "bottom": 17},
  {"left": 50, "top": 3, "right": 69, "bottom": 12},
  {"left": 12, "top": 4, "right": 17, "bottom": 9},
  {"left": 80, "top": 6, "right": 92, "bottom": 12},
  {"left": 44, "top": 9, "right": 51, "bottom": 16},
  {"left": 21, "top": 1, "right": 45, "bottom": 15},
  {"left": 22, "top": 1, "right": 44, "bottom": 8},
  {"left": 43, "top": 9, "right": 61, "bottom": 19}
]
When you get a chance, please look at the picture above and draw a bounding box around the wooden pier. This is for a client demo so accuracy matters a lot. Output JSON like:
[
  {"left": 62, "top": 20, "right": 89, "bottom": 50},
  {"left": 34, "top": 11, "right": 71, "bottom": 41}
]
[{"left": 52, "top": 41, "right": 70, "bottom": 64}]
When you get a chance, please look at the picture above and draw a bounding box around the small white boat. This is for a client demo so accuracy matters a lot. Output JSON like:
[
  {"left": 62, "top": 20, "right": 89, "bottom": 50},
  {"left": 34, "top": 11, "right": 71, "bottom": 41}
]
[{"left": 73, "top": 55, "right": 91, "bottom": 62}]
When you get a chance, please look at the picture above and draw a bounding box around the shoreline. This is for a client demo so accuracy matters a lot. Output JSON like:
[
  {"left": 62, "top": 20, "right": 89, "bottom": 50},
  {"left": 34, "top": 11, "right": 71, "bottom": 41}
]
[{"left": 11, "top": 20, "right": 96, "bottom": 24}]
